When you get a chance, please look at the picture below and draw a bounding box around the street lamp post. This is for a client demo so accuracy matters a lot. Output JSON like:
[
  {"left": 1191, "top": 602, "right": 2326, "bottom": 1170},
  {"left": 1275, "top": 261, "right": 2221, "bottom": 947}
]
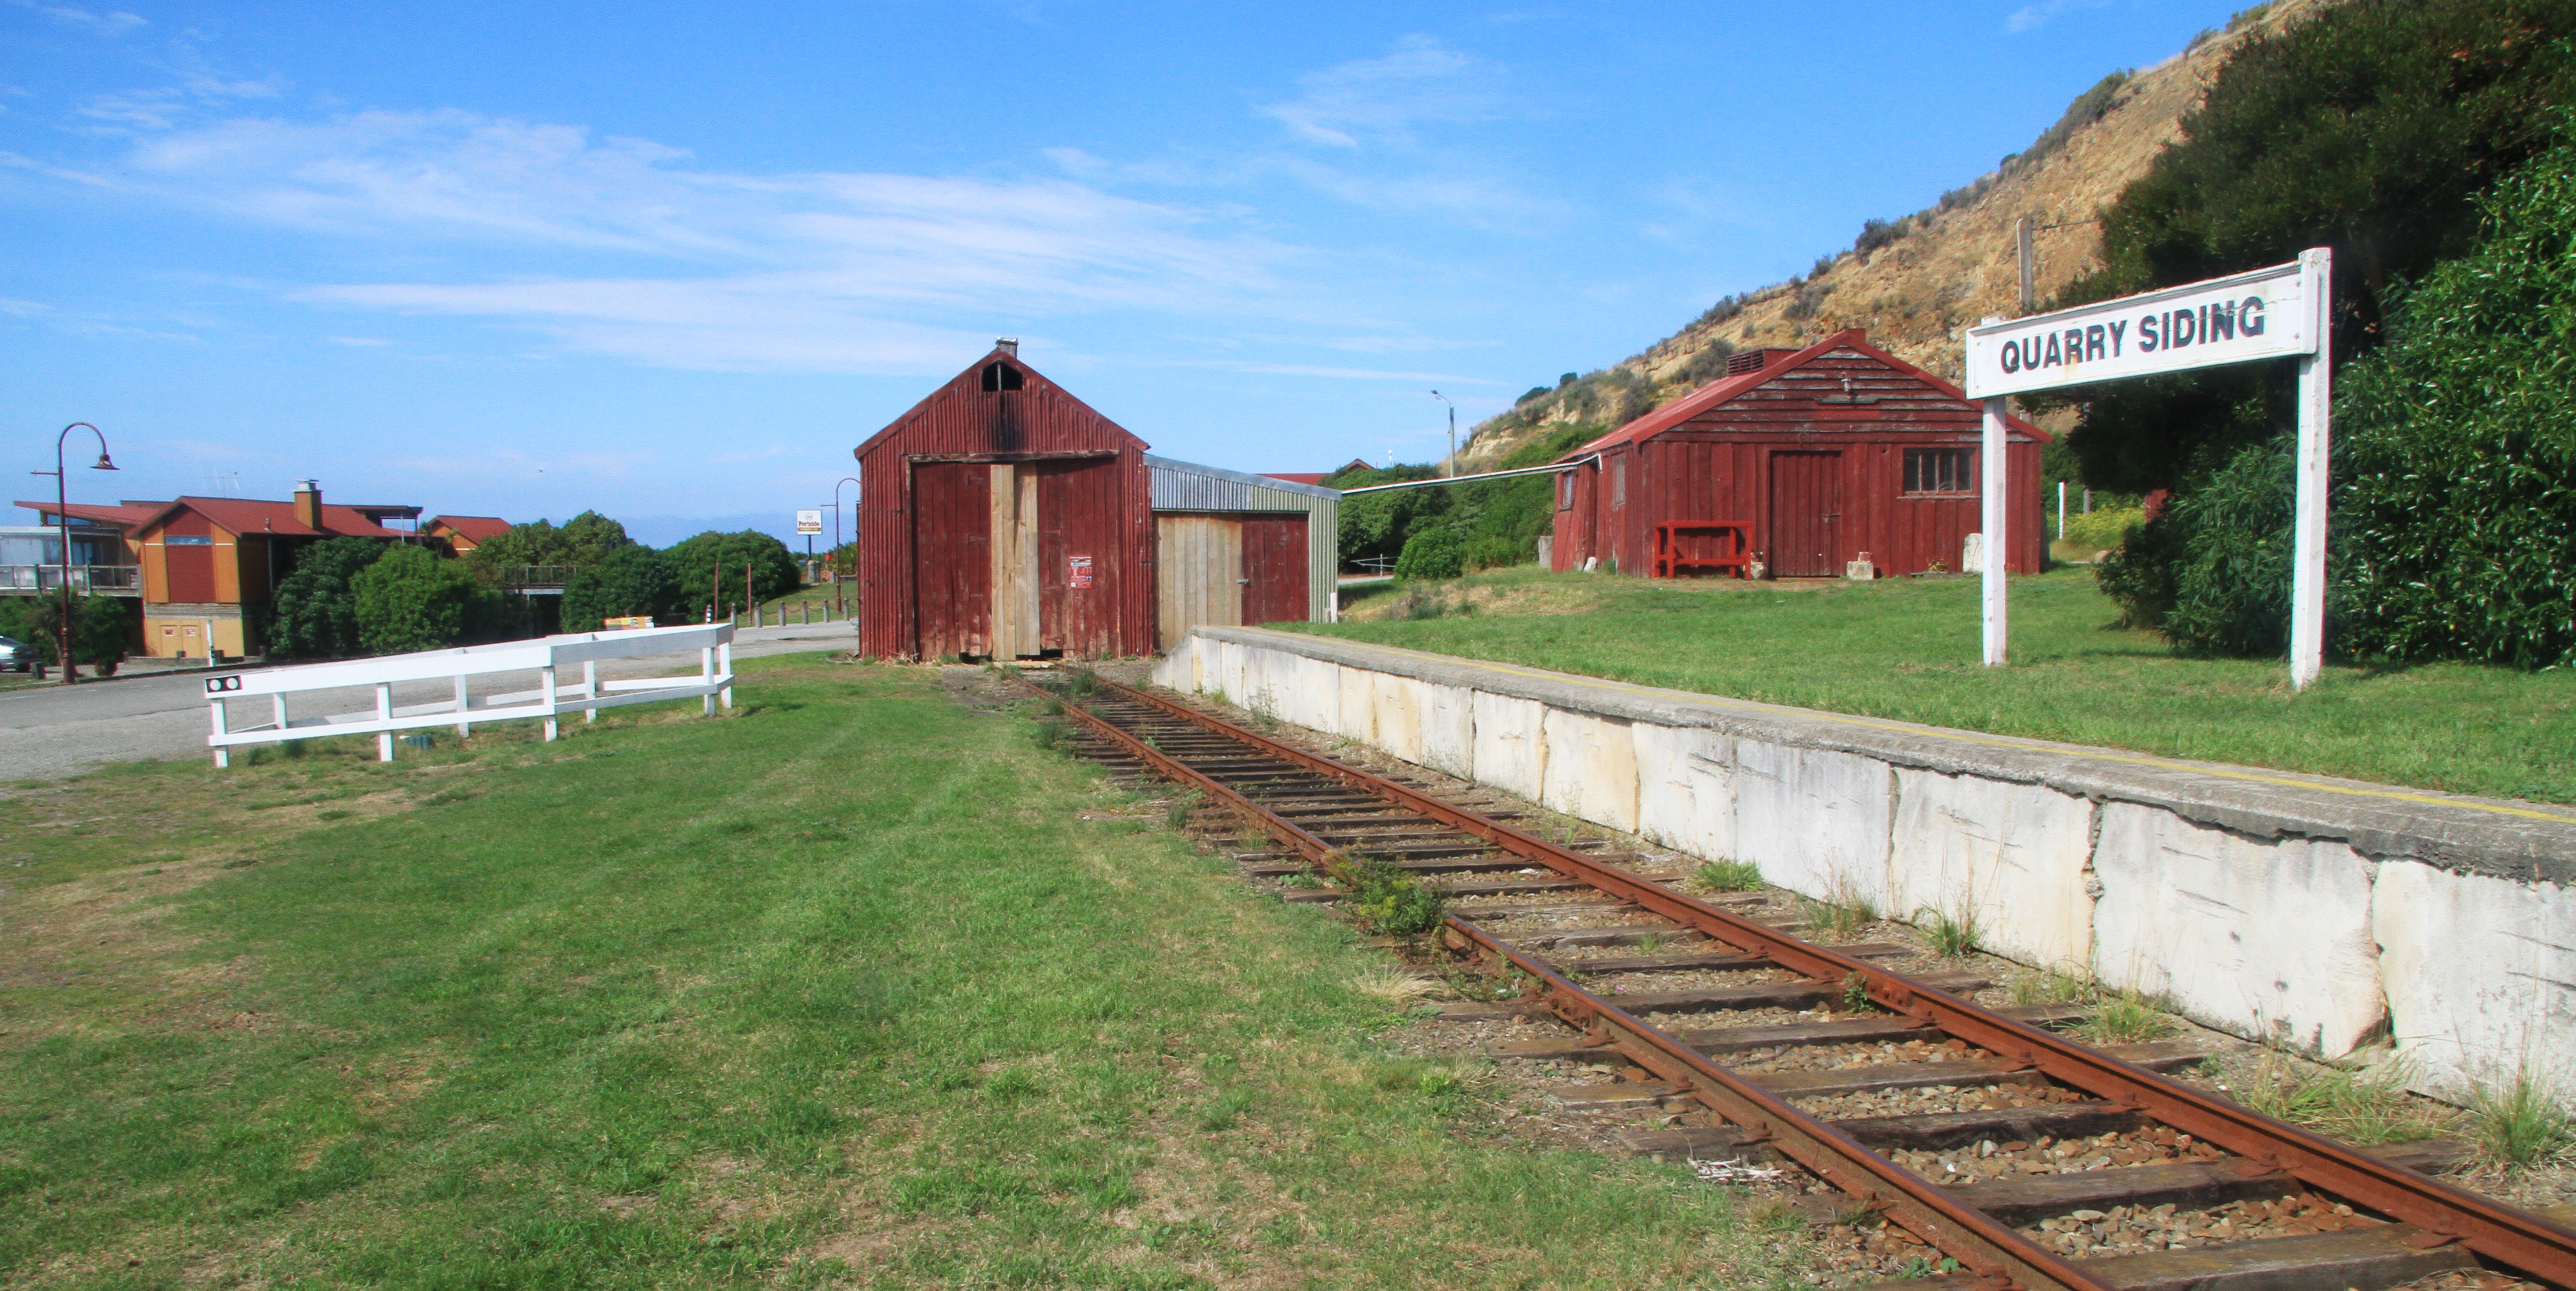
[
  {"left": 29, "top": 422, "right": 117, "bottom": 685},
  {"left": 832, "top": 475, "right": 860, "bottom": 620},
  {"left": 1430, "top": 391, "right": 1455, "bottom": 477}
]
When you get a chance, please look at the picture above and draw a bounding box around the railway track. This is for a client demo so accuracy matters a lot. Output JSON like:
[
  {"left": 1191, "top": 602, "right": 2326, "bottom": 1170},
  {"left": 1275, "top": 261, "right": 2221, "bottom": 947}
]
[{"left": 1036, "top": 673, "right": 2576, "bottom": 1291}]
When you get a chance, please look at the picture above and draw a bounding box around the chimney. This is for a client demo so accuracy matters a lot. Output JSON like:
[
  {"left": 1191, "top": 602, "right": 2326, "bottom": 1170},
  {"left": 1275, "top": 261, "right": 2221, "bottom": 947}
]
[
  {"left": 995, "top": 336, "right": 1019, "bottom": 356},
  {"left": 294, "top": 479, "right": 322, "bottom": 531}
]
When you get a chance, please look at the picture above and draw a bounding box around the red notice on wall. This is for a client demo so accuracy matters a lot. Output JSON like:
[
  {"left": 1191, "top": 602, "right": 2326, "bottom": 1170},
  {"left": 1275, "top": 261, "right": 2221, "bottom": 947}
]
[{"left": 1068, "top": 555, "right": 1094, "bottom": 589}]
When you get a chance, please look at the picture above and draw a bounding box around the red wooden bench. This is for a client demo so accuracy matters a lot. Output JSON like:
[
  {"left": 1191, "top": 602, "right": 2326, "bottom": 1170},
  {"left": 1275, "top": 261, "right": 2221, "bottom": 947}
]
[{"left": 1652, "top": 520, "right": 1753, "bottom": 579}]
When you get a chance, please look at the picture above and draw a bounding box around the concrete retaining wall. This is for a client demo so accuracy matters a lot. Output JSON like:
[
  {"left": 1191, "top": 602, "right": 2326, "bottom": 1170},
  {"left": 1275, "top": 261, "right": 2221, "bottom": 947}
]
[{"left": 1156, "top": 626, "right": 2576, "bottom": 1103}]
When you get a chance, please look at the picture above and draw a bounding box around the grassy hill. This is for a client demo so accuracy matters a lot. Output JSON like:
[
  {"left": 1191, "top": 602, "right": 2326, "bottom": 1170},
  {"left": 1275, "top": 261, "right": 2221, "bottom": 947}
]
[{"left": 1458, "top": 0, "right": 2325, "bottom": 470}]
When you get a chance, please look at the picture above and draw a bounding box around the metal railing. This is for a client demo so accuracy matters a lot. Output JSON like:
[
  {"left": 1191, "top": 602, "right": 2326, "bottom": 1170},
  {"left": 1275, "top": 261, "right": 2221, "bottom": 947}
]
[
  {"left": 497, "top": 565, "right": 578, "bottom": 592},
  {"left": 204, "top": 622, "right": 736, "bottom": 767},
  {"left": 0, "top": 564, "right": 142, "bottom": 595}
]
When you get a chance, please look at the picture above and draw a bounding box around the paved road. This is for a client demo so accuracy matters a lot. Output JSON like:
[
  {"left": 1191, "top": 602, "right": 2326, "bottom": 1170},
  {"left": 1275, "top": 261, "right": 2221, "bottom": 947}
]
[{"left": 0, "top": 622, "right": 857, "bottom": 783}]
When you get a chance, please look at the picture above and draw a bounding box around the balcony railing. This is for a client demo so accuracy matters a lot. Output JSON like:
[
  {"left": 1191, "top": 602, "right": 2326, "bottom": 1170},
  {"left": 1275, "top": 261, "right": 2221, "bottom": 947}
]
[
  {"left": 498, "top": 565, "right": 578, "bottom": 593},
  {"left": 0, "top": 564, "right": 141, "bottom": 596}
]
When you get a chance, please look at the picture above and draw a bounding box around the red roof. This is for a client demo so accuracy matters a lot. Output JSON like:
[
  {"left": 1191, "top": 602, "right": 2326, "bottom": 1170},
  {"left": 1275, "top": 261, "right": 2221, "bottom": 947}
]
[
  {"left": 15, "top": 500, "right": 169, "bottom": 530},
  {"left": 137, "top": 495, "right": 416, "bottom": 540},
  {"left": 1557, "top": 328, "right": 2048, "bottom": 461},
  {"left": 1260, "top": 473, "right": 1332, "bottom": 485},
  {"left": 426, "top": 514, "right": 512, "bottom": 543}
]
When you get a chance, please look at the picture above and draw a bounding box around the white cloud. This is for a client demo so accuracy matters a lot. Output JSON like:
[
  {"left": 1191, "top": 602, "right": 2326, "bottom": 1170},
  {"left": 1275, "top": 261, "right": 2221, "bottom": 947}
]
[
  {"left": 2005, "top": 0, "right": 2112, "bottom": 33},
  {"left": 56, "top": 108, "right": 1310, "bottom": 372},
  {"left": 1257, "top": 36, "right": 1494, "bottom": 148},
  {"left": 10, "top": 1, "right": 145, "bottom": 35}
]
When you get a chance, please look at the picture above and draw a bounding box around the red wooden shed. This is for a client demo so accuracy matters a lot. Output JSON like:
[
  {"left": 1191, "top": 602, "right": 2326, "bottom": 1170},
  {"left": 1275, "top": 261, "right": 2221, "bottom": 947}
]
[
  {"left": 854, "top": 342, "right": 1159, "bottom": 660},
  {"left": 1550, "top": 329, "right": 2049, "bottom": 579}
]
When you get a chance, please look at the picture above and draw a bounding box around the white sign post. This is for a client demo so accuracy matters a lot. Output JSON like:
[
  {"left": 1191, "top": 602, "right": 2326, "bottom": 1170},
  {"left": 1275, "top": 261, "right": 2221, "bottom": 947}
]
[{"left": 1963, "top": 248, "right": 2333, "bottom": 687}]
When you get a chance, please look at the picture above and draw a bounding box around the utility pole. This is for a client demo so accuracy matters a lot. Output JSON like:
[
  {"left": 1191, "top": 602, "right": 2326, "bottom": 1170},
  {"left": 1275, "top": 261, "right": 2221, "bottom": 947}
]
[
  {"left": 2016, "top": 215, "right": 2036, "bottom": 315},
  {"left": 1430, "top": 391, "right": 1455, "bottom": 477}
]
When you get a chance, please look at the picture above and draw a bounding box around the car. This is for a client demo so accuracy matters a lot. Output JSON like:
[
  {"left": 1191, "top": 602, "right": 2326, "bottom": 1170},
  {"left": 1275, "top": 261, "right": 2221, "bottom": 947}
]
[{"left": 0, "top": 636, "right": 38, "bottom": 672}]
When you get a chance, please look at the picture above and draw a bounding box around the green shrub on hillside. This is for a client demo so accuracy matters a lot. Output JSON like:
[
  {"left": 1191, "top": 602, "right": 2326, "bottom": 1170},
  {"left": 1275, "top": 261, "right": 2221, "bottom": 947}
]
[
  {"left": 2054, "top": 0, "right": 2576, "bottom": 502},
  {"left": 2334, "top": 125, "right": 2576, "bottom": 667},
  {"left": 2101, "top": 119, "right": 2576, "bottom": 665},
  {"left": 1394, "top": 529, "right": 1464, "bottom": 581}
]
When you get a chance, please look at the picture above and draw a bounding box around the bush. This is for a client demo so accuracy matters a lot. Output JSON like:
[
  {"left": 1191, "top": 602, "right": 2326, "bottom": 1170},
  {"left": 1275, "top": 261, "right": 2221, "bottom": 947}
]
[
  {"left": 1460, "top": 534, "right": 1525, "bottom": 572},
  {"left": 2062, "top": 504, "right": 2147, "bottom": 550},
  {"left": 268, "top": 537, "right": 389, "bottom": 659},
  {"left": 2156, "top": 439, "right": 2298, "bottom": 656},
  {"left": 351, "top": 546, "right": 494, "bottom": 654},
  {"left": 1394, "top": 528, "right": 1465, "bottom": 581},
  {"left": 463, "top": 510, "right": 634, "bottom": 570},
  {"left": 2334, "top": 123, "right": 2576, "bottom": 667},
  {"left": 0, "top": 594, "right": 133, "bottom": 671},
  {"left": 562, "top": 545, "right": 681, "bottom": 632},
  {"left": 668, "top": 530, "right": 801, "bottom": 618}
]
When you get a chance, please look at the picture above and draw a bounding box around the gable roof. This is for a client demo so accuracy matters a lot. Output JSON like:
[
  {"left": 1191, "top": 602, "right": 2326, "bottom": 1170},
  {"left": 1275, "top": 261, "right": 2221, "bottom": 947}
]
[
  {"left": 426, "top": 514, "right": 512, "bottom": 543},
  {"left": 15, "top": 500, "right": 168, "bottom": 531},
  {"left": 1558, "top": 328, "right": 2048, "bottom": 461},
  {"left": 136, "top": 496, "right": 417, "bottom": 540},
  {"left": 852, "top": 345, "right": 1149, "bottom": 461}
]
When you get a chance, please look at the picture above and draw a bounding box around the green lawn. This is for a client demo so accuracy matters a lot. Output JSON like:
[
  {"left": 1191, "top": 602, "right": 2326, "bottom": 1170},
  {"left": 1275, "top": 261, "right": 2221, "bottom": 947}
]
[
  {"left": 1303, "top": 567, "right": 2576, "bottom": 806},
  {"left": 0, "top": 655, "right": 1796, "bottom": 1288}
]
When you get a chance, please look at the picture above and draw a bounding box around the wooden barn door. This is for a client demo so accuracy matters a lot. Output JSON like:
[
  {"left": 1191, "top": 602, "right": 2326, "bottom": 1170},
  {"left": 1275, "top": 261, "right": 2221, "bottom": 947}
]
[
  {"left": 911, "top": 462, "right": 993, "bottom": 658},
  {"left": 1156, "top": 515, "right": 1242, "bottom": 648},
  {"left": 1239, "top": 514, "right": 1308, "bottom": 626},
  {"left": 988, "top": 463, "right": 1040, "bottom": 659},
  {"left": 1768, "top": 451, "right": 1843, "bottom": 577},
  {"left": 1036, "top": 456, "right": 1120, "bottom": 657}
]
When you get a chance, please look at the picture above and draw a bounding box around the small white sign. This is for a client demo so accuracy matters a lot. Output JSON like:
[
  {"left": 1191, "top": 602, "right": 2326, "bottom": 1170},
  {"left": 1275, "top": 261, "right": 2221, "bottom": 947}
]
[
  {"left": 1964, "top": 258, "right": 2317, "bottom": 399},
  {"left": 795, "top": 509, "right": 823, "bottom": 535}
]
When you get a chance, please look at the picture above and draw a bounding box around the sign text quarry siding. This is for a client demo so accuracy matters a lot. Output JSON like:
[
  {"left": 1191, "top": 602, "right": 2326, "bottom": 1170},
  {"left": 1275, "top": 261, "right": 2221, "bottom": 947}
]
[{"left": 1963, "top": 259, "right": 2317, "bottom": 399}]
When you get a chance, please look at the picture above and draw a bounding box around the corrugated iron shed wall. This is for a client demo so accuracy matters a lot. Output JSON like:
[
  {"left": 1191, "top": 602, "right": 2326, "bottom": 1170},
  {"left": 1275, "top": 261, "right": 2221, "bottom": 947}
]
[
  {"left": 1144, "top": 455, "right": 1337, "bottom": 623},
  {"left": 855, "top": 349, "right": 1155, "bottom": 659}
]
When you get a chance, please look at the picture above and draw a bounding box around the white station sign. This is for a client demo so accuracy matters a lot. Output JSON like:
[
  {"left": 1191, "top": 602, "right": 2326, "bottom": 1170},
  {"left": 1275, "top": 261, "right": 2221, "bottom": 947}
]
[
  {"left": 795, "top": 509, "right": 823, "bottom": 535},
  {"left": 1964, "top": 258, "right": 2318, "bottom": 399}
]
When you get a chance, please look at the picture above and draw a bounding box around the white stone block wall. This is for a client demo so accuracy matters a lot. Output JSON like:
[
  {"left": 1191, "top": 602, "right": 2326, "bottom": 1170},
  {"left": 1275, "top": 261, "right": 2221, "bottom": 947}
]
[
  {"left": 1889, "top": 771, "right": 2096, "bottom": 975},
  {"left": 1159, "top": 628, "right": 2576, "bottom": 1098}
]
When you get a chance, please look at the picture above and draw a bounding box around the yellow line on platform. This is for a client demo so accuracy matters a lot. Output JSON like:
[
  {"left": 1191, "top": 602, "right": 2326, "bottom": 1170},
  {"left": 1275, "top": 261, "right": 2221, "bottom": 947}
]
[{"left": 1283, "top": 635, "right": 2576, "bottom": 829}]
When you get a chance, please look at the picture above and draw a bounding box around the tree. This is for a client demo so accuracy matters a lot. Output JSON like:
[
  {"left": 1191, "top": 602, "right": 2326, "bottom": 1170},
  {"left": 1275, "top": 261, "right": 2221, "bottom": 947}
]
[
  {"left": 2051, "top": 0, "right": 2576, "bottom": 496},
  {"left": 0, "top": 594, "right": 133, "bottom": 672},
  {"left": 562, "top": 546, "right": 681, "bottom": 632},
  {"left": 1326, "top": 463, "right": 1448, "bottom": 569},
  {"left": 269, "top": 537, "right": 388, "bottom": 658},
  {"left": 464, "top": 511, "right": 635, "bottom": 570},
  {"left": 352, "top": 546, "right": 495, "bottom": 654},
  {"left": 1394, "top": 528, "right": 1465, "bottom": 580},
  {"left": 668, "top": 530, "right": 801, "bottom": 618}
]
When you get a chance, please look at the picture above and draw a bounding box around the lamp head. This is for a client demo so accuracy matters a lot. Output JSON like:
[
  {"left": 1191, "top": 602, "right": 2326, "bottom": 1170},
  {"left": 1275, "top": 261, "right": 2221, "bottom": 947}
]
[{"left": 91, "top": 452, "right": 116, "bottom": 471}]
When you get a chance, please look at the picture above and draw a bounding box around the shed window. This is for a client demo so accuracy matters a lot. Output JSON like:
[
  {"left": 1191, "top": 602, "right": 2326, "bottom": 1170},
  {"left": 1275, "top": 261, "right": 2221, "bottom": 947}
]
[
  {"left": 1556, "top": 472, "right": 1573, "bottom": 510},
  {"left": 979, "top": 361, "right": 1025, "bottom": 392},
  {"left": 1611, "top": 458, "right": 1626, "bottom": 508},
  {"left": 1903, "top": 447, "right": 1975, "bottom": 496}
]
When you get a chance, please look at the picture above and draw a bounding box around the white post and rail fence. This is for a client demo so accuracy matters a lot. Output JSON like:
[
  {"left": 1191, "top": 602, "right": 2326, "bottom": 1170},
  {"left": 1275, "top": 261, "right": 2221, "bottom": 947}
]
[
  {"left": 203, "top": 622, "right": 737, "bottom": 768},
  {"left": 1964, "top": 248, "right": 2333, "bottom": 687}
]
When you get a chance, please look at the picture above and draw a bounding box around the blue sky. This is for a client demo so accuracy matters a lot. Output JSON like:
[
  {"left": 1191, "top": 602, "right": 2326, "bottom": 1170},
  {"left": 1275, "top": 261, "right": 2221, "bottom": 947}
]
[{"left": 2, "top": 0, "right": 2242, "bottom": 545}]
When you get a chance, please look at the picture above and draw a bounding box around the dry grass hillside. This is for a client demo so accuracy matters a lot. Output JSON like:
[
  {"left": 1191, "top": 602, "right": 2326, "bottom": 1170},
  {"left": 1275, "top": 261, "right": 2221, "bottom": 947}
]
[{"left": 1460, "top": 0, "right": 2325, "bottom": 467}]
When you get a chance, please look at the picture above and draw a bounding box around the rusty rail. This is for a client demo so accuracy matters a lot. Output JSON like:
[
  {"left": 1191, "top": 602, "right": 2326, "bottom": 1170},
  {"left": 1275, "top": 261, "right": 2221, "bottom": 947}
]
[{"left": 1037, "top": 675, "right": 2576, "bottom": 1291}]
